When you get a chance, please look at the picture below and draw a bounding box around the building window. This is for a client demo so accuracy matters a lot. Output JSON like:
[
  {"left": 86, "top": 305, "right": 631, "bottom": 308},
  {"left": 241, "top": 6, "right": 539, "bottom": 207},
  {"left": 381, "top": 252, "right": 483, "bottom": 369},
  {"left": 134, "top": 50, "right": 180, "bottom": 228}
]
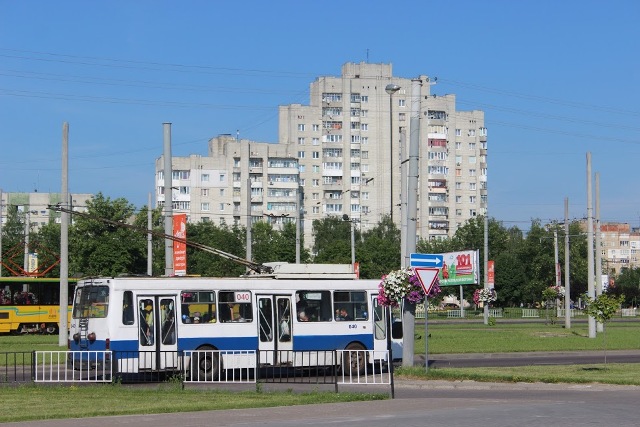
[
  {"left": 298, "top": 151, "right": 305, "bottom": 158},
  {"left": 469, "top": 142, "right": 476, "bottom": 150},
  {"left": 361, "top": 123, "right": 368, "bottom": 131},
  {"left": 298, "top": 137, "right": 305, "bottom": 145},
  {"left": 300, "top": 179, "right": 305, "bottom": 186},
  {"left": 361, "top": 95, "right": 368, "bottom": 102},
  {"left": 469, "top": 196, "right": 476, "bottom": 203},
  {"left": 312, "top": 151, "right": 320, "bottom": 159},
  {"left": 312, "top": 206, "right": 320, "bottom": 214},
  {"left": 312, "top": 137, "right": 319, "bottom": 145},
  {"left": 312, "top": 124, "right": 320, "bottom": 131},
  {"left": 469, "top": 183, "right": 476, "bottom": 190},
  {"left": 398, "top": 99, "right": 405, "bottom": 107},
  {"left": 312, "top": 179, "right": 319, "bottom": 187},
  {"left": 362, "top": 151, "right": 368, "bottom": 159},
  {"left": 201, "top": 188, "right": 209, "bottom": 196},
  {"left": 298, "top": 124, "right": 305, "bottom": 131},
  {"left": 455, "top": 129, "right": 461, "bottom": 136},
  {"left": 362, "top": 137, "right": 368, "bottom": 145},
  {"left": 313, "top": 165, "right": 320, "bottom": 173},
  {"left": 469, "top": 169, "right": 476, "bottom": 176},
  {"left": 399, "top": 113, "right": 406, "bottom": 121},
  {"left": 219, "top": 173, "right": 226, "bottom": 182},
  {"left": 219, "top": 188, "right": 225, "bottom": 196},
  {"left": 455, "top": 196, "right": 462, "bottom": 203},
  {"left": 219, "top": 203, "right": 227, "bottom": 211},
  {"left": 200, "top": 173, "right": 209, "bottom": 182},
  {"left": 201, "top": 203, "right": 210, "bottom": 211},
  {"left": 312, "top": 193, "right": 319, "bottom": 200}
]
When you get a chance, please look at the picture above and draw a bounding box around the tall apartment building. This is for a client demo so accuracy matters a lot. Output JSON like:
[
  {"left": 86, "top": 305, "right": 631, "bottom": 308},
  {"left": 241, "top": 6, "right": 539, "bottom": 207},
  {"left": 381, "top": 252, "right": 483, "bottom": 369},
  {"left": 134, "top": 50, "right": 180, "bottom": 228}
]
[
  {"left": 0, "top": 192, "right": 92, "bottom": 232},
  {"left": 280, "top": 62, "right": 486, "bottom": 243},
  {"left": 155, "top": 62, "right": 487, "bottom": 249}
]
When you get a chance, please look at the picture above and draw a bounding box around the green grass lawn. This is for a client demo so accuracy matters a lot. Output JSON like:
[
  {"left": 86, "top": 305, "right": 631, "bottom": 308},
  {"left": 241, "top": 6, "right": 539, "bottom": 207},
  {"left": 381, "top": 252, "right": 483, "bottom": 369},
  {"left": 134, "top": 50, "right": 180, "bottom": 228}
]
[
  {"left": 416, "top": 320, "right": 640, "bottom": 354},
  {"left": 0, "top": 385, "right": 386, "bottom": 423},
  {"left": 397, "top": 363, "right": 640, "bottom": 386}
]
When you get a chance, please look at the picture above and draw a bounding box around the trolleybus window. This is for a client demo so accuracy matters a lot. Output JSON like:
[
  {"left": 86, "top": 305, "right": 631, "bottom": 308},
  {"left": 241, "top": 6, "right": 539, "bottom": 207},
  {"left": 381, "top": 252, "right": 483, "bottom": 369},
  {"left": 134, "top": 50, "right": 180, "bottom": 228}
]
[
  {"left": 295, "top": 290, "right": 331, "bottom": 322},
  {"left": 181, "top": 291, "right": 216, "bottom": 324},
  {"left": 218, "top": 291, "right": 253, "bottom": 322},
  {"left": 122, "top": 291, "right": 134, "bottom": 325},
  {"left": 72, "top": 285, "right": 109, "bottom": 318},
  {"left": 334, "top": 291, "right": 368, "bottom": 321}
]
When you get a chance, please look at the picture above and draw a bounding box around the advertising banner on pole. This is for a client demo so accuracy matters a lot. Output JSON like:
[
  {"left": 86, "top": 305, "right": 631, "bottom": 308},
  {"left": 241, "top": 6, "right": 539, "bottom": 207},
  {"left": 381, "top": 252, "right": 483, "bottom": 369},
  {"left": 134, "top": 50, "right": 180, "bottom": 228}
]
[
  {"left": 173, "top": 213, "right": 187, "bottom": 276},
  {"left": 438, "top": 250, "right": 479, "bottom": 286}
]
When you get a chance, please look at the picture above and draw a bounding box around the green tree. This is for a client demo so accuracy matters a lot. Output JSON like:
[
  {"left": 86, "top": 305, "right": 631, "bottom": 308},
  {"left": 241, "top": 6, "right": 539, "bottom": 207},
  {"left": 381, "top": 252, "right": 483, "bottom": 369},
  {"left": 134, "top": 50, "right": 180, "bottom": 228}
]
[
  {"left": 311, "top": 216, "right": 353, "bottom": 265},
  {"left": 31, "top": 221, "right": 62, "bottom": 278},
  {"left": 69, "top": 193, "right": 146, "bottom": 276},
  {"left": 186, "top": 221, "right": 246, "bottom": 277},
  {"left": 608, "top": 267, "right": 640, "bottom": 307},
  {"left": 1, "top": 205, "right": 27, "bottom": 276},
  {"left": 356, "top": 215, "right": 400, "bottom": 279},
  {"left": 131, "top": 205, "right": 165, "bottom": 276},
  {"left": 583, "top": 293, "right": 625, "bottom": 364}
]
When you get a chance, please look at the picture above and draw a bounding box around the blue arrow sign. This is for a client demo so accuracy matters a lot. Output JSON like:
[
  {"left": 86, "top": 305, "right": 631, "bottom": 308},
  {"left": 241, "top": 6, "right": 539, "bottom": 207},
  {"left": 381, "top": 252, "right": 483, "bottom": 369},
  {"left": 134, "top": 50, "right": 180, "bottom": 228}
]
[{"left": 410, "top": 253, "right": 444, "bottom": 268}]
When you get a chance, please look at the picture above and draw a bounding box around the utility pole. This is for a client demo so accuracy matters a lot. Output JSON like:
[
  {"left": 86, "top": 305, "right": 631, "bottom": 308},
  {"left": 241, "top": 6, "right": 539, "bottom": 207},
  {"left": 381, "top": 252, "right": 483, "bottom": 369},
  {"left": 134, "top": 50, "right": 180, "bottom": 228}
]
[
  {"left": 59, "top": 122, "right": 69, "bottom": 347},
  {"left": 402, "top": 78, "right": 421, "bottom": 367},
  {"left": 586, "top": 152, "right": 596, "bottom": 338},
  {"left": 163, "top": 123, "right": 174, "bottom": 277},
  {"left": 595, "top": 172, "right": 603, "bottom": 332},
  {"left": 147, "top": 192, "right": 152, "bottom": 276},
  {"left": 564, "top": 197, "right": 571, "bottom": 329},
  {"left": 0, "top": 187, "right": 3, "bottom": 278}
]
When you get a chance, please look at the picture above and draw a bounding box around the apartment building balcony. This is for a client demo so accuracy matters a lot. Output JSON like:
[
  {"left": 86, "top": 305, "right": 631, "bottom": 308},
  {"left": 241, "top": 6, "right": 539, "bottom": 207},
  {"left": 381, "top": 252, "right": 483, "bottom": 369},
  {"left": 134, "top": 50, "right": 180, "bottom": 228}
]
[
  {"left": 479, "top": 135, "right": 487, "bottom": 143},
  {"left": 267, "top": 181, "right": 298, "bottom": 189},
  {"left": 267, "top": 167, "right": 298, "bottom": 175},
  {"left": 250, "top": 166, "right": 264, "bottom": 173},
  {"left": 429, "top": 220, "right": 449, "bottom": 231}
]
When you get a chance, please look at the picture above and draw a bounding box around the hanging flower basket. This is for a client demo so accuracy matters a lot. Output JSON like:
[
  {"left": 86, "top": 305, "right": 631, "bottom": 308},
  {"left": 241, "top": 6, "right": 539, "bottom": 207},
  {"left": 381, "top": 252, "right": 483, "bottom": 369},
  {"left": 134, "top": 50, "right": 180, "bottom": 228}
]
[
  {"left": 473, "top": 288, "right": 497, "bottom": 305},
  {"left": 377, "top": 267, "right": 441, "bottom": 307},
  {"left": 542, "top": 285, "right": 565, "bottom": 301}
]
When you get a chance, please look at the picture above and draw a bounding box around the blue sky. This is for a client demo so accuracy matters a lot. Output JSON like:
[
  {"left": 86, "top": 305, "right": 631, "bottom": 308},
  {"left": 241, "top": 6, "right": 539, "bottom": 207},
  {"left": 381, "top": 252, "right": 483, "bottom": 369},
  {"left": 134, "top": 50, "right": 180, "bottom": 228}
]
[{"left": 1, "top": 0, "right": 638, "bottom": 231}]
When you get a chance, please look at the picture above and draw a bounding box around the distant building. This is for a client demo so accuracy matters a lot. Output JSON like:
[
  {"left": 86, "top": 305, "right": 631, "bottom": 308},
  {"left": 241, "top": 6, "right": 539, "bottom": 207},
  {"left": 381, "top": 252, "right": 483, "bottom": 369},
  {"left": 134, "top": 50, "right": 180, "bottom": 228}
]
[
  {"left": 0, "top": 192, "right": 93, "bottom": 232},
  {"left": 155, "top": 62, "right": 487, "bottom": 249},
  {"left": 598, "top": 223, "right": 640, "bottom": 275}
]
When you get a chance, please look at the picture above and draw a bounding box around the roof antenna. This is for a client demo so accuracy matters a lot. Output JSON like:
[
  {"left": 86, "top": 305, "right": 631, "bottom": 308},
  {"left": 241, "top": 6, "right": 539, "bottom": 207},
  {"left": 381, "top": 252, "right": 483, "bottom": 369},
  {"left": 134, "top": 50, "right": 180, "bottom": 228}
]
[{"left": 366, "top": 48, "right": 369, "bottom": 63}]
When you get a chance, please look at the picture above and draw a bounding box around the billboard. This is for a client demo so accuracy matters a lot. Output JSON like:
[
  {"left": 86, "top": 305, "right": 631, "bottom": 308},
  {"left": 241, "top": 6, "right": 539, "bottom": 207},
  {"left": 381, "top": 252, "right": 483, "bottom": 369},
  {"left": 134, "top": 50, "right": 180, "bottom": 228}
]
[
  {"left": 438, "top": 250, "right": 480, "bottom": 286},
  {"left": 173, "top": 213, "right": 187, "bottom": 276}
]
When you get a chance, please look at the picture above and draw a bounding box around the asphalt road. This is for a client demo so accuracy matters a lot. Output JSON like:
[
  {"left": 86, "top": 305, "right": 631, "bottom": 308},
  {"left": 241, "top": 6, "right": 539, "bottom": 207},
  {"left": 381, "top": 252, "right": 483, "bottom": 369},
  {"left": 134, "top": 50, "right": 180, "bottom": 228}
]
[{"left": 5, "top": 380, "right": 640, "bottom": 427}]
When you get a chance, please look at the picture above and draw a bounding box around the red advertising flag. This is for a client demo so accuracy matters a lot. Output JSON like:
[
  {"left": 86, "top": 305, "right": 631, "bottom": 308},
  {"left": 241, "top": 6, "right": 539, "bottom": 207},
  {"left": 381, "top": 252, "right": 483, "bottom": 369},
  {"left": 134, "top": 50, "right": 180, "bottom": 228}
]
[
  {"left": 173, "top": 213, "right": 187, "bottom": 276},
  {"left": 487, "top": 260, "right": 495, "bottom": 288}
]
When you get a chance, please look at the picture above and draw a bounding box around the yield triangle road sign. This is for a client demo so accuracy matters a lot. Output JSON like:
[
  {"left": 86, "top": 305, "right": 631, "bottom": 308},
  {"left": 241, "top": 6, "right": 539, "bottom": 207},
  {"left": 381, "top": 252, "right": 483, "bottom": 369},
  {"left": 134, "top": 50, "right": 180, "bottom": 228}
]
[{"left": 413, "top": 267, "right": 440, "bottom": 296}]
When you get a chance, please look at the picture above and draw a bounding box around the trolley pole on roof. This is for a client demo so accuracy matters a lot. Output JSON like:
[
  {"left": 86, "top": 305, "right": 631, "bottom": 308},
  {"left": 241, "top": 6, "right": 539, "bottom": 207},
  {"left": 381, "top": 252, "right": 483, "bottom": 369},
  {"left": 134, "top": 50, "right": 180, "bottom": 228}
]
[{"left": 59, "top": 122, "right": 69, "bottom": 347}]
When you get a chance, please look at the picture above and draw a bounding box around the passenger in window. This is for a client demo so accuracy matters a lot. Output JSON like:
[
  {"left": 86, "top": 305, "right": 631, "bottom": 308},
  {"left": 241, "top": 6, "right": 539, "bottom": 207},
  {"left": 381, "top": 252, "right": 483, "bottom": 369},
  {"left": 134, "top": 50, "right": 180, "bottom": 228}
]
[
  {"left": 298, "top": 310, "right": 309, "bottom": 321},
  {"left": 336, "top": 307, "right": 351, "bottom": 321}
]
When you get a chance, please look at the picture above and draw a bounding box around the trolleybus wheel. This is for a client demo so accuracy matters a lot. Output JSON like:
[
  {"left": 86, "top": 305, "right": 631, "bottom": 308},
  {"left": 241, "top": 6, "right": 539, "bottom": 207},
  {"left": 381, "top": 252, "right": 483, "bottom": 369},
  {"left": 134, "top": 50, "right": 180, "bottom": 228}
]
[
  {"left": 191, "top": 346, "right": 221, "bottom": 381},
  {"left": 341, "top": 343, "right": 367, "bottom": 376}
]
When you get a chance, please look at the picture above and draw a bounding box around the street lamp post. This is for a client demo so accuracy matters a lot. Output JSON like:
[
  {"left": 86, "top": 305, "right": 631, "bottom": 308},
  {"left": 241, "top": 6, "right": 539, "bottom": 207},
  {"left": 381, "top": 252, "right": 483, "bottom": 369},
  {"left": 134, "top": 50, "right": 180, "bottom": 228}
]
[{"left": 385, "top": 84, "right": 401, "bottom": 223}]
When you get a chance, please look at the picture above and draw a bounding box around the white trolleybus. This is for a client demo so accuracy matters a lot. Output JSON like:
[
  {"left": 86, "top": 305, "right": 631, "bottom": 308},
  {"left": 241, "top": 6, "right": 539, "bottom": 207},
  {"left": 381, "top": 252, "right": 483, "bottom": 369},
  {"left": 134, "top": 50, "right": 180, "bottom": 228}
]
[{"left": 68, "top": 263, "right": 403, "bottom": 380}]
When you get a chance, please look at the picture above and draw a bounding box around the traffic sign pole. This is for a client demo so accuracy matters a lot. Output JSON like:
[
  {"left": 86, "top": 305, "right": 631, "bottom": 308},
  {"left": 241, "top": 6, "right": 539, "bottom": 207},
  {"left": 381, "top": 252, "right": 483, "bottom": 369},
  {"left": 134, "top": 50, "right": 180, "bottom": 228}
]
[{"left": 413, "top": 267, "right": 440, "bottom": 372}]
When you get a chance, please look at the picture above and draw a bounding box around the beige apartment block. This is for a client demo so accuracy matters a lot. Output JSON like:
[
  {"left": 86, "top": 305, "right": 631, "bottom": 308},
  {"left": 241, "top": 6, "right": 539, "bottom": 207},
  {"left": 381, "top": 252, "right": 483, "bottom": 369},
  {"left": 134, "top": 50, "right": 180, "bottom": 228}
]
[
  {"left": 155, "top": 62, "right": 487, "bottom": 250},
  {"left": 598, "top": 223, "right": 640, "bottom": 275}
]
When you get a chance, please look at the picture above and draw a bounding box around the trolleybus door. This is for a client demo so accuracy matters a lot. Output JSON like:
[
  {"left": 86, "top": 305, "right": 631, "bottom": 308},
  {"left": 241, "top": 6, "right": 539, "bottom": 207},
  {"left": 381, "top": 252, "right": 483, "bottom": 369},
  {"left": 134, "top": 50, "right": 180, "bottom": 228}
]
[
  {"left": 257, "top": 295, "right": 293, "bottom": 365},
  {"left": 137, "top": 296, "right": 178, "bottom": 371}
]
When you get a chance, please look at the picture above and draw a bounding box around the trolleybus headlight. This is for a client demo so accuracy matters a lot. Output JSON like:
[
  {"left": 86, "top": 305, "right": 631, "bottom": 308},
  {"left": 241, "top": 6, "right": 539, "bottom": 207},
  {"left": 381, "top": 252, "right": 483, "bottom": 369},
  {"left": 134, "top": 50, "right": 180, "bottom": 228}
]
[{"left": 87, "top": 332, "right": 96, "bottom": 342}]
